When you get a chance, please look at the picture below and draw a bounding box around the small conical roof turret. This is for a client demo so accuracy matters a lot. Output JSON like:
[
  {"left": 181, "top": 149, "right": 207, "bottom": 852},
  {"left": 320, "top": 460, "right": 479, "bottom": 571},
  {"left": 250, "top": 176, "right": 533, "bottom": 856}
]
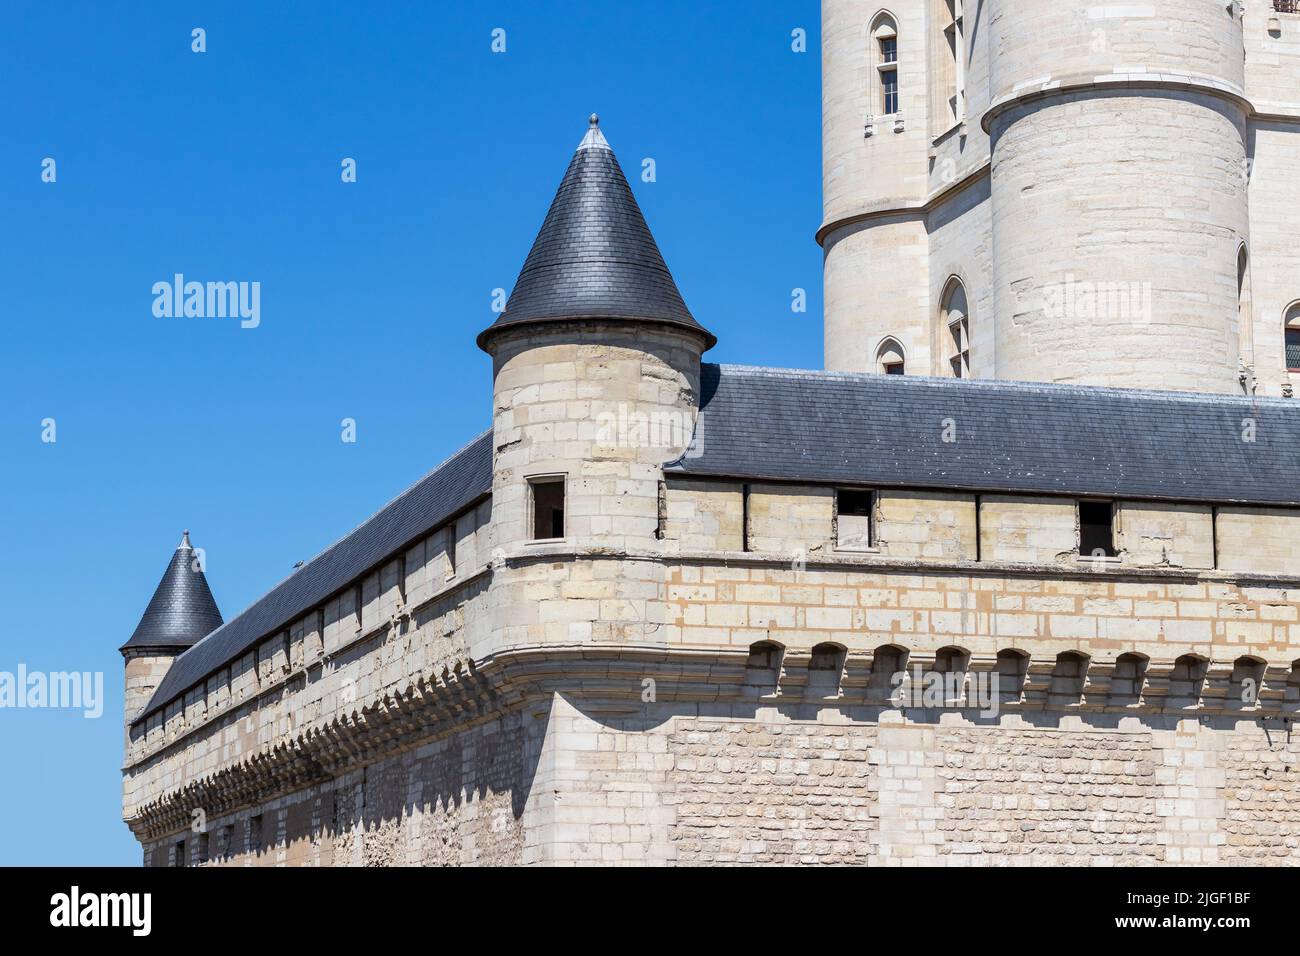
[
  {"left": 477, "top": 114, "right": 715, "bottom": 352},
  {"left": 120, "top": 530, "right": 223, "bottom": 654}
]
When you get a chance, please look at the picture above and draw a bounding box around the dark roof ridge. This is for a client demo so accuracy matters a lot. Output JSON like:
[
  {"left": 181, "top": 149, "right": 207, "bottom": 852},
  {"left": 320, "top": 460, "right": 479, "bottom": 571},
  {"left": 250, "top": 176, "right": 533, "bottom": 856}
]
[{"left": 709, "top": 363, "right": 1291, "bottom": 409}]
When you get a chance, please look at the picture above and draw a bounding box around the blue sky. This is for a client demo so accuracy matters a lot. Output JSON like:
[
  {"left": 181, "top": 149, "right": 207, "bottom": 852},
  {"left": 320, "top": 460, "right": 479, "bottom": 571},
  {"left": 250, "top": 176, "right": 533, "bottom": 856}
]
[{"left": 0, "top": 0, "right": 821, "bottom": 864}]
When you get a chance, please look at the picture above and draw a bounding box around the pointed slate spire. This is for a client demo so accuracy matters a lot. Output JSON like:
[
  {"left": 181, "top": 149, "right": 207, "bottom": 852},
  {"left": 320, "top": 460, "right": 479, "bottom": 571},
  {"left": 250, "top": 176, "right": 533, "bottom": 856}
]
[
  {"left": 478, "top": 115, "right": 715, "bottom": 351},
  {"left": 120, "top": 530, "right": 224, "bottom": 654}
]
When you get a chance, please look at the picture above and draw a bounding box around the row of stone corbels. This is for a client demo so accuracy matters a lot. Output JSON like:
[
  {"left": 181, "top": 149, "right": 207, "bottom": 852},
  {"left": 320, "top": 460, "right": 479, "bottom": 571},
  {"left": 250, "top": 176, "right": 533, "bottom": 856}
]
[{"left": 762, "top": 644, "right": 1297, "bottom": 713}]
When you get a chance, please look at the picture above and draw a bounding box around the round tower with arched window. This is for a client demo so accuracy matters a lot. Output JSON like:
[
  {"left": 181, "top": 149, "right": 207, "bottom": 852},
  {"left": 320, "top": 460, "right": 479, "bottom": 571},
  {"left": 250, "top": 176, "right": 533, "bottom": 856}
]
[
  {"left": 819, "top": 0, "right": 1253, "bottom": 393},
  {"left": 821, "top": 1, "right": 934, "bottom": 377}
]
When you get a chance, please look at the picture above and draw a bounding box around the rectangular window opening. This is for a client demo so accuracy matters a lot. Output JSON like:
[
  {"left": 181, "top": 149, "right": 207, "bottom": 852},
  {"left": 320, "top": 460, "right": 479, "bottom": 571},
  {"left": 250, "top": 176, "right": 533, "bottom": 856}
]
[
  {"left": 530, "top": 477, "right": 566, "bottom": 541},
  {"left": 249, "top": 814, "right": 264, "bottom": 857},
  {"left": 836, "top": 489, "right": 875, "bottom": 550},
  {"left": 1078, "top": 500, "right": 1116, "bottom": 558},
  {"left": 881, "top": 70, "right": 899, "bottom": 115}
]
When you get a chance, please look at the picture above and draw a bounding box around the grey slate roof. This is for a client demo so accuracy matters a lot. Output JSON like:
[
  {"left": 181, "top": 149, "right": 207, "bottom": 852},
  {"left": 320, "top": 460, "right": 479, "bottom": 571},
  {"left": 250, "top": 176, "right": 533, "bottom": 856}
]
[
  {"left": 667, "top": 365, "right": 1300, "bottom": 506},
  {"left": 477, "top": 116, "right": 715, "bottom": 351},
  {"left": 121, "top": 532, "right": 224, "bottom": 652},
  {"left": 132, "top": 430, "right": 493, "bottom": 726}
]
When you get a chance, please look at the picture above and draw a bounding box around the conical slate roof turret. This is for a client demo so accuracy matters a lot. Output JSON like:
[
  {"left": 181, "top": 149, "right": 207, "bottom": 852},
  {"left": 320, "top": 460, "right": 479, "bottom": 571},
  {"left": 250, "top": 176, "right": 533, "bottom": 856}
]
[
  {"left": 120, "top": 531, "right": 224, "bottom": 654},
  {"left": 478, "top": 115, "right": 715, "bottom": 351}
]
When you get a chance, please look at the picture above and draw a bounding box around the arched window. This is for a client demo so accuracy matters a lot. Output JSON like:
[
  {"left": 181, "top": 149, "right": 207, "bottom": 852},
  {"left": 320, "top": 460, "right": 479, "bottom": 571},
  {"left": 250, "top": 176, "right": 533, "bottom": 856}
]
[
  {"left": 876, "top": 337, "right": 906, "bottom": 376},
  {"left": 942, "top": 278, "right": 970, "bottom": 378},
  {"left": 936, "top": 1, "right": 965, "bottom": 126},
  {"left": 1238, "top": 245, "right": 1254, "bottom": 382},
  {"left": 871, "top": 13, "right": 900, "bottom": 117},
  {"left": 1285, "top": 302, "right": 1300, "bottom": 373}
]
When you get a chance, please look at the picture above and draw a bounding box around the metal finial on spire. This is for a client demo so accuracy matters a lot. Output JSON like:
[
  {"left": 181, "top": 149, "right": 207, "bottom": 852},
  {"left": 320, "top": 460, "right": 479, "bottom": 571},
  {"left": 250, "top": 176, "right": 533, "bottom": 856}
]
[
  {"left": 576, "top": 113, "right": 610, "bottom": 152},
  {"left": 179, "top": 529, "right": 192, "bottom": 549}
]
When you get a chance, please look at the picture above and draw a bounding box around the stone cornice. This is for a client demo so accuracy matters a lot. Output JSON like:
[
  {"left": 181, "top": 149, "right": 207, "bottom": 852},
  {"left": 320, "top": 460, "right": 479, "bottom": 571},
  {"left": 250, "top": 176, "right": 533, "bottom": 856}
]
[
  {"left": 982, "top": 73, "right": 1253, "bottom": 135},
  {"left": 816, "top": 163, "right": 990, "bottom": 248},
  {"left": 509, "top": 543, "right": 1300, "bottom": 590}
]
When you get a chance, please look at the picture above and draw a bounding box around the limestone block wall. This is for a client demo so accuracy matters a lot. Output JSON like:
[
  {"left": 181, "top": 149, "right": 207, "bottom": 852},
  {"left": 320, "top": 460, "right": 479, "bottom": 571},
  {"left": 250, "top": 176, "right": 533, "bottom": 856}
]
[
  {"left": 481, "top": 324, "right": 706, "bottom": 653},
  {"left": 821, "top": 0, "right": 936, "bottom": 375},
  {"left": 1245, "top": 0, "right": 1300, "bottom": 109},
  {"left": 146, "top": 695, "right": 1300, "bottom": 867},
  {"left": 1116, "top": 503, "right": 1215, "bottom": 570},
  {"left": 661, "top": 479, "right": 743, "bottom": 551},
  {"left": 875, "top": 490, "right": 976, "bottom": 559},
  {"left": 747, "top": 484, "right": 833, "bottom": 555},
  {"left": 1217, "top": 506, "right": 1300, "bottom": 573},
  {"left": 523, "top": 698, "right": 1300, "bottom": 866},
  {"left": 819, "top": 0, "right": 1300, "bottom": 393},
  {"left": 978, "top": 496, "right": 1087, "bottom": 565},
  {"left": 926, "top": 1, "right": 991, "bottom": 196},
  {"left": 1244, "top": 121, "right": 1300, "bottom": 395},
  {"left": 143, "top": 711, "right": 536, "bottom": 867},
  {"left": 661, "top": 556, "right": 1300, "bottom": 692}
]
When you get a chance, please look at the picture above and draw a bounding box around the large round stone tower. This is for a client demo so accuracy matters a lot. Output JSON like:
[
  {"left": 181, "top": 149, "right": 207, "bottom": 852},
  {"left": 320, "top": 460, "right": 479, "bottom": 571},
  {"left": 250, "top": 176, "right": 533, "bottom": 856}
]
[
  {"left": 986, "top": 0, "right": 1249, "bottom": 392},
  {"left": 819, "top": 0, "right": 1253, "bottom": 394}
]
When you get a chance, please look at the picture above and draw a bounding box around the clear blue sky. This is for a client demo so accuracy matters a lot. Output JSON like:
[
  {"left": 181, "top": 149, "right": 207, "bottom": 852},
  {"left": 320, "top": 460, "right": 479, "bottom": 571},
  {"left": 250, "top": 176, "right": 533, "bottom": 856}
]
[{"left": 0, "top": 0, "right": 821, "bottom": 865}]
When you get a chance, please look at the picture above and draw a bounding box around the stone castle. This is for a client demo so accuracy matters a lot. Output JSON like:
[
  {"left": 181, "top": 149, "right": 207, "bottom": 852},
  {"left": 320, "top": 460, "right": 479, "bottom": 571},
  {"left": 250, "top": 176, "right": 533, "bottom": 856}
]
[{"left": 123, "top": 0, "right": 1300, "bottom": 866}]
